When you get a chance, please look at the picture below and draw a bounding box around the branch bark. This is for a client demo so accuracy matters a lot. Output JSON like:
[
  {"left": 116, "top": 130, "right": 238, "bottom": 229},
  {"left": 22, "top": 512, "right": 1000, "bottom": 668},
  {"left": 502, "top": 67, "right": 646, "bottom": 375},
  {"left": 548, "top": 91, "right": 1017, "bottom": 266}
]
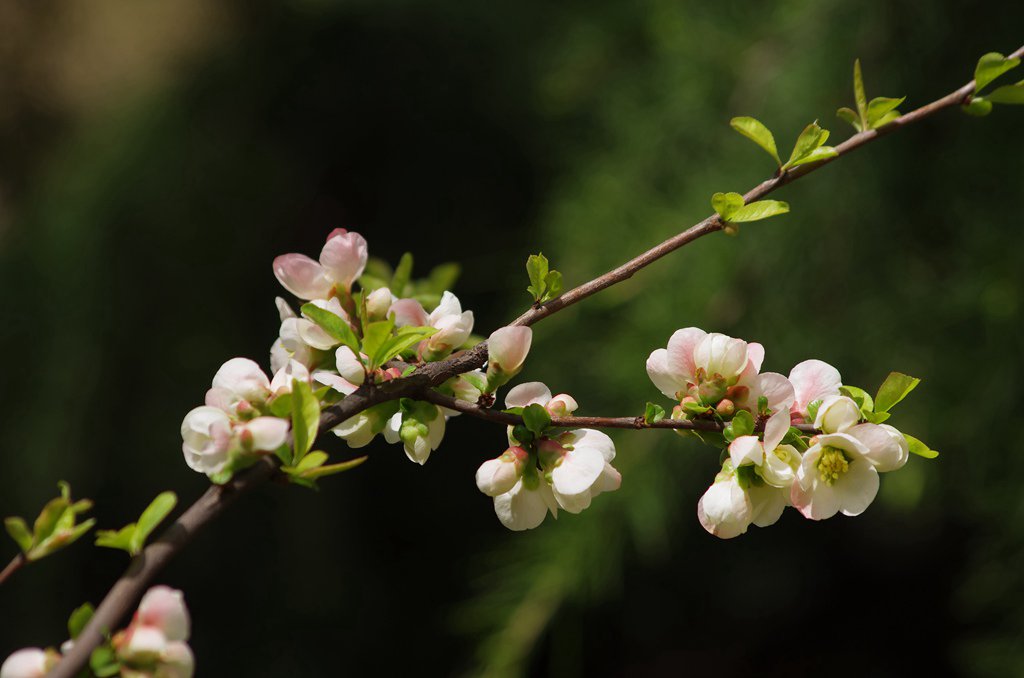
[
  {"left": 47, "top": 44, "right": 1023, "bottom": 677},
  {"left": 0, "top": 553, "right": 26, "bottom": 587}
]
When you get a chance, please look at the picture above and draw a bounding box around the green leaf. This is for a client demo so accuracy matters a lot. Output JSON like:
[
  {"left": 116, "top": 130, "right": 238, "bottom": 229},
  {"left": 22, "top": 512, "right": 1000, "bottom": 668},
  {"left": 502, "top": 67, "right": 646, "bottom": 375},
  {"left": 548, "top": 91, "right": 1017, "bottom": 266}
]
[
  {"left": 522, "top": 403, "right": 552, "bottom": 435},
  {"left": 975, "top": 52, "right": 1021, "bottom": 93},
  {"left": 962, "top": 98, "right": 993, "bottom": 116},
  {"left": 526, "top": 253, "right": 549, "bottom": 301},
  {"left": 683, "top": 401, "right": 711, "bottom": 415},
  {"left": 874, "top": 372, "right": 920, "bottom": 413},
  {"left": 291, "top": 378, "right": 321, "bottom": 463},
  {"left": 90, "top": 646, "right": 121, "bottom": 678},
  {"left": 5, "top": 517, "right": 32, "bottom": 553},
  {"left": 728, "top": 200, "right": 790, "bottom": 223},
  {"left": 729, "top": 116, "right": 781, "bottom": 166},
  {"left": 426, "top": 262, "right": 461, "bottom": 294},
  {"left": 867, "top": 96, "right": 905, "bottom": 128},
  {"left": 711, "top": 192, "right": 744, "bottom": 221},
  {"left": 269, "top": 392, "right": 293, "bottom": 418},
  {"left": 836, "top": 107, "right": 862, "bottom": 132},
  {"left": 300, "top": 302, "right": 360, "bottom": 354},
  {"left": 784, "top": 121, "right": 831, "bottom": 169},
  {"left": 294, "top": 450, "right": 329, "bottom": 473},
  {"left": 129, "top": 492, "right": 177, "bottom": 555},
  {"left": 542, "top": 270, "right": 563, "bottom": 301},
  {"left": 987, "top": 82, "right": 1024, "bottom": 104},
  {"left": 805, "top": 399, "right": 822, "bottom": 424},
  {"left": 839, "top": 385, "right": 874, "bottom": 413},
  {"left": 32, "top": 497, "right": 71, "bottom": 549},
  {"left": 863, "top": 411, "right": 891, "bottom": 424},
  {"left": 373, "top": 328, "right": 435, "bottom": 367},
  {"left": 68, "top": 602, "right": 95, "bottom": 639},
  {"left": 300, "top": 456, "right": 368, "bottom": 480},
  {"left": 786, "top": 146, "right": 838, "bottom": 169},
  {"left": 361, "top": 319, "right": 395, "bottom": 367},
  {"left": 853, "top": 59, "right": 868, "bottom": 128},
  {"left": 94, "top": 525, "right": 136, "bottom": 553},
  {"left": 390, "top": 252, "right": 414, "bottom": 296},
  {"left": 728, "top": 410, "right": 755, "bottom": 439},
  {"left": 644, "top": 402, "right": 666, "bottom": 425},
  {"left": 904, "top": 434, "right": 939, "bottom": 459}
]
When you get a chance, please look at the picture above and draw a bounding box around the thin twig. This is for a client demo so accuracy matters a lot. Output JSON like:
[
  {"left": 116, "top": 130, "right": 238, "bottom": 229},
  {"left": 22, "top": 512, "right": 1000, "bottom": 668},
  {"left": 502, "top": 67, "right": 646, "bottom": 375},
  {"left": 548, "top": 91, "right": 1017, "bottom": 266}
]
[
  {"left": 0, "top": 553, "right": 26, "bottom": 587},
  {"left": 421, "top": 389, "right": 818, "bottom": 433},
  {"left": 48, "top": 44, "right": 1023, "bottom": 677}
]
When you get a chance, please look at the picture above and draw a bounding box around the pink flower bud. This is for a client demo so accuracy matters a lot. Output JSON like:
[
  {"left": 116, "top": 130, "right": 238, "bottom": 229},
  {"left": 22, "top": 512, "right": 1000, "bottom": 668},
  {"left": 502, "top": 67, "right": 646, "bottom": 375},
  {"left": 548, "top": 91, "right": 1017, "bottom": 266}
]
[
  {"left": 319, "top": 229, "right": 368, "bottom": 292},
  {"left": 546, "top": 394, "right": 578, "bottom": 417},
  {"left": 0, "top": 648, "right": 48, "bottom": 678},
  {"left": 138, "top": 586, "right": 191, "bottom": 642},
  {"left": 365, "top": 287, "right": 394, "bottom": 321},
  {"left": 475, "top": 447, "right": 528, "bottom": 497},
  {"left": 485, "top": 327, "right": 533, "bottom": 389}
]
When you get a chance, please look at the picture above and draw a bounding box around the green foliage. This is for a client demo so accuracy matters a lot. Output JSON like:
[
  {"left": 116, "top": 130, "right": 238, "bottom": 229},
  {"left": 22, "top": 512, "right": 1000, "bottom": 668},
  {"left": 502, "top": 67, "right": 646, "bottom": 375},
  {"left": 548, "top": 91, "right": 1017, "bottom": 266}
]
[
  {"left": 522, "top": 403, "right": 552, "bottom": 435},
  {"left": 643, "top": 402, "right": 665, "bottom": 425},
  {"left": 526, "top": 253, "right": 564, "bottom": 304},
  {"left": 711, "top": 192, "right": 790, "bottom": 226},
  {"left": 5, "top": 482, "right": 95, "bottom": 562},
  {"left": 282, "top": 450, "right": 368, "bottom": 489},
  {"left": 68, "top": 602, "right": 95, "bottom": 640},
  {"left": 874, "top": 372, "right": 920, "bottom": 414},
  {"left": 723, "top": 409, "right": 754, "bottom": 442},
  {"left": 391, "top": 252, "right": 414, "bottom": 296},
  {"left": 905, "top": 434, "right": 940, "bottom": 459},
  {"left": 290, "top": 378, "right": 321, "bottom": 466},
  {"left": 95, "top": 491, "right": 177, "bottom": 556},
  {"left": 729, "top": 116, "right": 781, "bottom": 167},
  {"left": 372, "top": 326, "right": 436, "bottom": 368},
  {"left": 300, "top": 302, "right": 360, "bottom": 354},
  {"left": 90, "top": 646, "right": 120, "bottom": 678},
  {"left": 783, "top": 121, "right": 837, "bottom": 169},
  {"left": 987, "top": 82, "right": 1024, "bottom": 104},
  {"left": 974, "top": 52, "right": 1021, "bottom": 93},
  {"left": 962, "top": 97, "right": 994, "bottom": 117},
  {"left": 837, "top": 60, "right": 905, "bottom": 132}
]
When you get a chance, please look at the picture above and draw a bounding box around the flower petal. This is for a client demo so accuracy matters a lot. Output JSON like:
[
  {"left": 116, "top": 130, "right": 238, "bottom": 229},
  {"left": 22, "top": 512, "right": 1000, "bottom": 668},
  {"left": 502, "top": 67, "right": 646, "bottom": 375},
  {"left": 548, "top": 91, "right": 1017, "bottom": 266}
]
[
  {"left": 273, "top": 253, "right": 332, "bottom": 300},
  {"left": 789, "top": 359, "right": 842, "bottom": 415},
  {"left": 729, "top": 435, "right": 764, "bottom": 468},
  {"left": 836, "top": 460, "right": 880, "bottom": 516},
  {"left": 666, "top": 327, "right": 706, "bottom": 384},
  {"left": 551, "top": 445, "right": 604, "bottom": 497},
  {"left": 646, "top": 348, "right": 687, "bottom": 400},
  {"left": 504, "top": 382, "right": 551, "bottom": 409},
  {"left": 319, "top": 229, "right": 368, "bottom": 290}
]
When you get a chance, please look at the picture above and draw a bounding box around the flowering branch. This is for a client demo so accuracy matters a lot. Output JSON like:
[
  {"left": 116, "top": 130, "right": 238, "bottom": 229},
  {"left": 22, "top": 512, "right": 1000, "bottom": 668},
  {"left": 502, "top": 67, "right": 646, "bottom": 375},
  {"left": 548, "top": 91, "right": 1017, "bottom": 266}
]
[
  {"left": 419, "top": 389, "right": 818, "bottom": 433},
  {"left": 38, "top": 45, "right": 1023, "bottom": 678}
]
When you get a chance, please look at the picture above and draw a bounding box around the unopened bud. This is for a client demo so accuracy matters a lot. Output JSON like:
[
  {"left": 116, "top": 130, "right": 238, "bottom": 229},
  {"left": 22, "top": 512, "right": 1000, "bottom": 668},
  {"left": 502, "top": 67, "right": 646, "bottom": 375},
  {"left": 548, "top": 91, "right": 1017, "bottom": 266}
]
[
  {"left": 485, "top": 326, "right": 533, "bottom": 392},
  {"left": 698, "top": 375, "right": 728, "bottom": 404},
  {"left": 475, "top": 446, "right": 528, "bottom": 497},
  {"left": 716, "top": 399, "right": 735, "bottom": 417},
  {"left": 366, "top": 287, "right": 394, "bottom": 321}
]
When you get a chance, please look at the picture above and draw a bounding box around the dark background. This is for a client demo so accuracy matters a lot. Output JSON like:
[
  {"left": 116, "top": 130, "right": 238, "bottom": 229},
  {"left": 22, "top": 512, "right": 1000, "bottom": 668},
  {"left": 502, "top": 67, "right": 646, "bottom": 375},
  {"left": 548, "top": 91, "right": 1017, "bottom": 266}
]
[{"left": 1, "top": 1, "right": 1023, "bottom": 676}]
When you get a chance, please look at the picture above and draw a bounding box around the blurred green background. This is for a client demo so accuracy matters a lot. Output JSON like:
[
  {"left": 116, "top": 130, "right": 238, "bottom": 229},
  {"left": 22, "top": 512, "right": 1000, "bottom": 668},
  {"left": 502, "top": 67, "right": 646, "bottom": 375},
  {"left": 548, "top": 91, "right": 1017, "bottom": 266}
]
[{"left": 1, "top": 1, "right": 1022, "bottom": 676}]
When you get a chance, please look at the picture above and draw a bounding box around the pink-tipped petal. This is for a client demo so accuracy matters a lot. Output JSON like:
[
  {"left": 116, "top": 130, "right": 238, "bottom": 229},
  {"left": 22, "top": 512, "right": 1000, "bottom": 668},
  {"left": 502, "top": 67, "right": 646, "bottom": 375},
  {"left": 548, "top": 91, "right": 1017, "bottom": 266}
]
[
  {"left": 273, "top": 253, "right": 332, "bottom": 300},
  {"left": 319, "top": 230, "right": 368, "bottom": 290},
  {"left": 389, "top": 298, "right": 430, "bottom": 327},
  {"left": 789, "top": 359, "right": 842, "bottom": 415},
  {"left": 665, "top": 327, "right": 706, "bottom": 384},
  {"left": 504, "top": 382, "right": 552, "bottom": 409}
]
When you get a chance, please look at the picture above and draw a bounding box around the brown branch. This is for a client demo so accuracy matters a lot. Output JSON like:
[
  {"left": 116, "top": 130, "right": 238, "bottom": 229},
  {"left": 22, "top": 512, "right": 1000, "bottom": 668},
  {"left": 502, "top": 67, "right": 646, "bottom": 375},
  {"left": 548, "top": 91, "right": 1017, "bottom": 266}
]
[
  {"left": 0, "top": 553, "right": 26, "bottom": 587},
  {"left": 421, "top": 389, "right": 818, "bottom": 433},
  {"left": 48, "top": 45, "right": 1022, "bottom": 677}
]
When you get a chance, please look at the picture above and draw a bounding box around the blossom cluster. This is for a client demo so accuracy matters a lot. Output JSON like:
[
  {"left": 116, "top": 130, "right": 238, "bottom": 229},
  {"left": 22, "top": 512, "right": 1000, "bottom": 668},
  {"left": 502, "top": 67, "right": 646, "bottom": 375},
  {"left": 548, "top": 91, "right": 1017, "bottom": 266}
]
[
  {"left": 474, "top": 382, "right": 622, "bottom": 530},
  {"left": 648, "top": 327, "right": 917, "bottom": 539},
  {"left": 1, "top": 586, "right": 193, "bottom": 678}
]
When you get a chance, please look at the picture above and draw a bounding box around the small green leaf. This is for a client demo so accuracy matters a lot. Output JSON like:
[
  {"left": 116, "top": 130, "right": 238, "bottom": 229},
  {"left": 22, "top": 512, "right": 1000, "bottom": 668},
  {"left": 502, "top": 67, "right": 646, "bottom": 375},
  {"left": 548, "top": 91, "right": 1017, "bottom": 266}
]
[
  {"left": 784, "top": 122, "right": 831, "bottom": 169},
  {"left": 129, "top": 492, "right": 177, "bottom": 555},
  {"left": 361, "top": 318, "right": 396, "bottom": 368},
  {"left": 905, "top": 434, "right": 939, "bottom": 459},
  {"left": 522, "top": 403, "right": 552, "bottom": 435},
  {"left": 373, "top": 328, "right": 435, "bottom": 367},
  {"left": 806, "top": 399, "right": 822, "bottom": 424},
  {"left": 853, "top": 59, "right": 869, "bottom": 129},
  {"left": 863, "top": 411, "right": 891, "bottom": 424},
  {"left": 68, "top": 603, "right": 95, "bottom": 639},
  {"left": 5, "top": 517, "right": 32, "bottom": 553},
  {"left": 711, "top": 192, "right": 744, "bottom": 221},
  {"left": 962, "top": 97, "right": 993, "bottom": 116},
  {"left": 542, "top": 270, "right": 563, "bottom": 301},
  {"left": 728, "top": 200, "right": 790, "bottom": 223},
  {"left": 874, "top": 372, "right": 920, "bottom": 414},
  {"left": 836, "top": 107, "right": 862, "bottom": 132},
  {"left": 300, "top": 302, "right": 360, "bottom": 354},
  {"left": 683, "top": 401, "right": 711, "bottom": 415},
  {"left": 90, "top": 646, "right": 120, "bottom": 678},
  {"left": 728, "top": 410, "right": 755, "bottom": 439},
  {"left": 291, "top": 378, "right": 321, "bottom": 463},
  {"left": 300, "top": 456, "right": 368, "bottom": 480},
  {"left": 786, "top": 146, "right": 838, "bottom": 169},
  {"left": 866, "top": 96, "right": 905, "bottom": 128},
  {"left": 426, "top": 262, "right": 461, "bottom": 294},
  {"left": 269, "top": 392, "right": 293, "bottom": 418},
  {"left": 294, "top": 450, "right": 329, "bottom": 473},
  {"left": 729, "top": 116, "right": 781, "bottom": 166},
  {"left": 390, "top": 252, "right": 414, "bottom": 296},
  {"left": 644, "top": 402, "right": 666, "bottom": 425},
  {"left": 526, "top": 253, "right": 549, "bottom": 302},
  {"left": 987, "top": 82, "right": 1024, "bottom": 104},
  {"left": 975, "top": 52, "right": 1021, "bottom": 93},
  {"left": 95, "top": 525, "right": 136, "bottom": 553},
  {"left": 839, "top": 385, "right": 874, "bottom": 413}
]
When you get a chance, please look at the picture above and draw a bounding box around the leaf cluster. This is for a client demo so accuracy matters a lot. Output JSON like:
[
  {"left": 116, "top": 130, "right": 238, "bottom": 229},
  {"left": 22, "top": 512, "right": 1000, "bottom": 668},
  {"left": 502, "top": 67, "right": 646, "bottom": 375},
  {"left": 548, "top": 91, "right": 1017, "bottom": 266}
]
[
  {"left": 95, "top": 492, "right": 177, "bottom": 556},
  {"left": 5, "top": 482, "right": 95, "bottom": 561},
  {"left": 526, "top": 253, "right": 564, "bottom": 304}
]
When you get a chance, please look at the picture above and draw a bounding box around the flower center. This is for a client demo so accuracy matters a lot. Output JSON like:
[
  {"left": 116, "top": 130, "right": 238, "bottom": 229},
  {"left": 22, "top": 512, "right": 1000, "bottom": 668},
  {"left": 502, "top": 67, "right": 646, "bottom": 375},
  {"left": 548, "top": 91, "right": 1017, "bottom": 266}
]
[{"left": 817, "top": 446, "right": 850, "bottom": 485}]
